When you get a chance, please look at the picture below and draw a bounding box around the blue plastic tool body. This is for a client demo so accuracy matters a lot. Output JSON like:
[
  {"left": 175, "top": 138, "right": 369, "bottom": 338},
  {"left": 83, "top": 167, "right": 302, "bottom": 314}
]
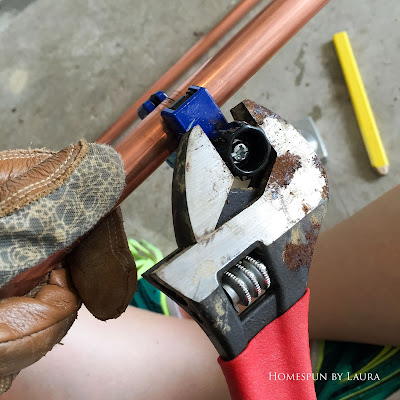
[
  {"left": 137, "top": 91, "right": 168, "bottom": 120},
  {"left": 161, "top": 86, "right": 228, "bottom": 139},
  {"left": 138, "top": 100, "right": 157, "bottom": 120},
  {"left": 137, "top": 86, "right": 228, "bottom": 167}
]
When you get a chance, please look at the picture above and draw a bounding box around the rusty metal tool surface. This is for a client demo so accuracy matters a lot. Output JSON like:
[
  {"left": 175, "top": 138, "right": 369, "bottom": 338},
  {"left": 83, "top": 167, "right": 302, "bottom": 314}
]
[{"left": 144, "top": 99, "right": 328, "bottom": 399}]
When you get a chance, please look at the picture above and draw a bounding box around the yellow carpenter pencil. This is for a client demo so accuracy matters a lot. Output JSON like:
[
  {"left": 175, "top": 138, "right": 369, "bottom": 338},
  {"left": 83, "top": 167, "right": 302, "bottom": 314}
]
[{"left": 333, "top": 31, "right": 389, "bottom": 175}]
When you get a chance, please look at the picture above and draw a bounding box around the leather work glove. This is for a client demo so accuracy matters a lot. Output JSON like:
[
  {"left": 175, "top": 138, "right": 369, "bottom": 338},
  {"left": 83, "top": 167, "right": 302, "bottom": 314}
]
[{"left": 0, "top": 140, "right": 137, "bottom": 394}]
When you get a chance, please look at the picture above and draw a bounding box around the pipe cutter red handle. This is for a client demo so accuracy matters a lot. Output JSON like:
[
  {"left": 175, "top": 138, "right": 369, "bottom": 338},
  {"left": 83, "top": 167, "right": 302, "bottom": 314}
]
[{"left": 219, "top": 289, "right": 315, "bottom": 400}]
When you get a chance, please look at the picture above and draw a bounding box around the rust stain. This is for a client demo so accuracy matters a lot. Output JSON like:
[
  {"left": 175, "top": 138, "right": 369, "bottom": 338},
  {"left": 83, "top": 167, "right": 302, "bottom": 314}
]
[
  {"left": 202, "top": 228, "right": 217, "bottom": 245},
  {"left": 312, "top": 155, "right": 329, "bottom": 199},
  {"left": 186, "top": 162, "right": 190, "bottom": 172},
  {"left": 283, "top": 222, "right": 320, "bottom": 271},
  {"left": 268, "top": 150, "right": 301, "bottom": 189},
  {"left": 242, "top": 99, "right": 279, "bottom": 125},
  {"left": 302, "top": 204, "right": 310, "bottom": 215}
]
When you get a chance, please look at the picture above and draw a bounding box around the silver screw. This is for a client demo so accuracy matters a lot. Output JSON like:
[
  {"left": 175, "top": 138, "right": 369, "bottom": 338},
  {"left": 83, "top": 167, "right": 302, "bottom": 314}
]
[{"left": 231, "top": 142, "right": 249, "bottom": 163}]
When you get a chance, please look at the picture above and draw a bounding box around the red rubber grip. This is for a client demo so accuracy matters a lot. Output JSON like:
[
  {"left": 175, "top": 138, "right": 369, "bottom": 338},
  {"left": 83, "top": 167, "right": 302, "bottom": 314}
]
[{"left": 218, "top": 289, "right": 316, "bottom": 400}]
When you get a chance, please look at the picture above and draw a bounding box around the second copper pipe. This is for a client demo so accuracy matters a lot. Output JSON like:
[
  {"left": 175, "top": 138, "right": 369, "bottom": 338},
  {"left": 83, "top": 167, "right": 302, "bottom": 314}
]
[
  {"left": 97, "top": 0, "right": 262, "bottom": 145},
  {"left": 115, "top": 0, "right": 330, "bottom": 202}
]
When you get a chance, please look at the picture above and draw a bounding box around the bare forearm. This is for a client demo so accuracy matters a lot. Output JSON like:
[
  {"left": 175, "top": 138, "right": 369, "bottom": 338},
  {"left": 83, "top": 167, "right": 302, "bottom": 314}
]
[
  {"left": 3, "top": 306, "right": 230, "bottom": 400},
  {"left": 5, "top": 187, "right": 400, "bottom": 399},
  {"left": 308, "top": 185, "right": 400, "bottom": 346}
]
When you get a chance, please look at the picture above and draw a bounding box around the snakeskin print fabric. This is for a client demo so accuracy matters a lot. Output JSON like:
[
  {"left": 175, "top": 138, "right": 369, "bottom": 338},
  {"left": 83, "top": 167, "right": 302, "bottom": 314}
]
[
  {"left": 0, "top": 373, "right": 17, "bottom": 394},
  {"left": 0, "top": 143, "right": 125, "bottom": 287}
]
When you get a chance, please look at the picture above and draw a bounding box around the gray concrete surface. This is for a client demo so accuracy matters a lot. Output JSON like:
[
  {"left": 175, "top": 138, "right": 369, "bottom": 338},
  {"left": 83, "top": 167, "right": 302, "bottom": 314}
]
[{"left": 0, "top": 0, "right": 398, "bottom": 257}]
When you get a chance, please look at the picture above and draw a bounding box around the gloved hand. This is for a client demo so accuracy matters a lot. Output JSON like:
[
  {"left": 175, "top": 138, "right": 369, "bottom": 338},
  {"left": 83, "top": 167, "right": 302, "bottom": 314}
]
[{"left": 0, "top": 140, "right": 137, "bottom": 394}]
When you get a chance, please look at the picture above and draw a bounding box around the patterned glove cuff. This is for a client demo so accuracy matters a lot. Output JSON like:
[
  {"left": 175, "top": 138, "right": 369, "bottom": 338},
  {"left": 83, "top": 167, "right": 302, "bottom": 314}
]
[{"left": 0, "top": 140, "right": 125, "bottom": 289}]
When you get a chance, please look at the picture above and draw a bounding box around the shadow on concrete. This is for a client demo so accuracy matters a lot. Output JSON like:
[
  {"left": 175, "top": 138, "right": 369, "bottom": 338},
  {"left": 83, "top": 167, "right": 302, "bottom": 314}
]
[{"left": 0, "top": 0, "right": 37, "bottom": 14}]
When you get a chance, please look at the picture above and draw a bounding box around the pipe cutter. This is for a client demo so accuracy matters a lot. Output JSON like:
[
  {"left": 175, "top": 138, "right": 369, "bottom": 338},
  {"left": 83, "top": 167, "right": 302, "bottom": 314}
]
[{"left": 143, "top": 97, "right": 328, "bottom": 399}]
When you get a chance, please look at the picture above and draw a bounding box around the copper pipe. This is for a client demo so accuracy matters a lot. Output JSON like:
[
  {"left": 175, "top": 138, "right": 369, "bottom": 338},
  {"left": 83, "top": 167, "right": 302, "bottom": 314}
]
[
  {"left": 115, "top": 0, "right": 330, "bottom": 201},
  {"left": 0, "top": 0, "right": 329, "bottom": 299},
  {"left": 97, "top": 0, "right": 262, "bottom": 145}
]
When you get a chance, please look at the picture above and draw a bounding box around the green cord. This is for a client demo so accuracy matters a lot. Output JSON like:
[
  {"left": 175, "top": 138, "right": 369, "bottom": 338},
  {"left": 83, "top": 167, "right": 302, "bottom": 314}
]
[
  {"left": 315, "top": 340, "right": 325, "bottom": 375},
  {"left": 365, "top": 348, "right": 399, "bottom": 373},
  {"left": 128, "top": 238, "right": 172, "bottom": 316},
  {"left": 160, "top": 292, "right": 170, "bottom": 316},
  {"left": 338, "top": 368, "right": 400, "bottom": 400},
  {"left": 342, "top": 347, "right": 399, "bottom": 382},
  {"left": 128, "top": 238, "right": 163, "bottom": 281}
]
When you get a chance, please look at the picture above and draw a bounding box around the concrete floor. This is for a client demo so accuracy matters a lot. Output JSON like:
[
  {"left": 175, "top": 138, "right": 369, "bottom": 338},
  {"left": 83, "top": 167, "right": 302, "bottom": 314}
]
[{"left": 0, "top": 0, "right": 398, "bottom": 256}]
